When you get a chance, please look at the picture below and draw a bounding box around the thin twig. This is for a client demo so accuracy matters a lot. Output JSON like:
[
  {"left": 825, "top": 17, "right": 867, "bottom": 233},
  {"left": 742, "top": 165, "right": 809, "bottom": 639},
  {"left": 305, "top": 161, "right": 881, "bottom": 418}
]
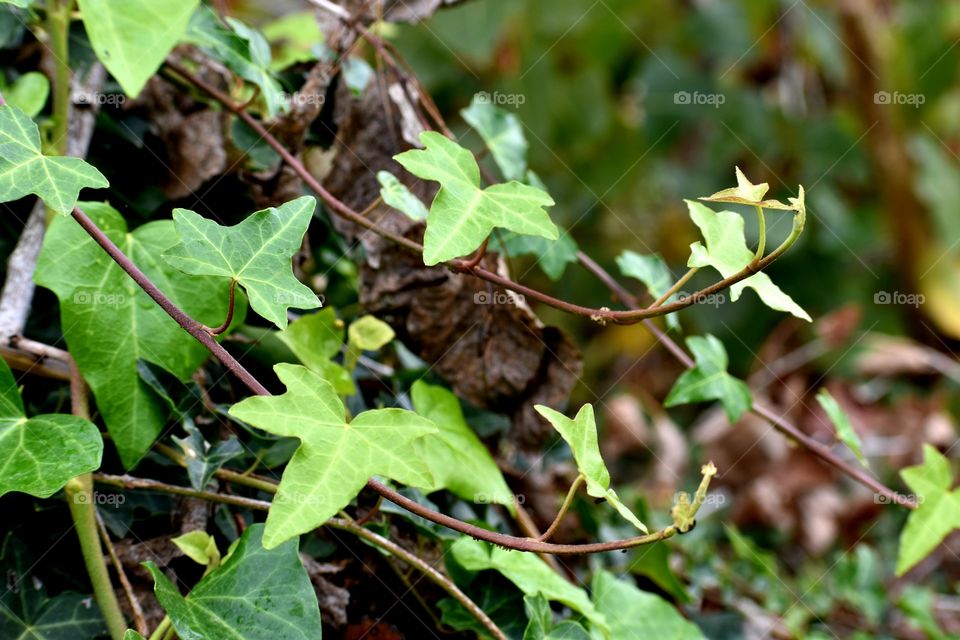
[
  {"left": 537, "top": 474, "right": 584, "bottom": 542},
  {"left": 204, "top": 279, "right": 237, "bottom": 336},
  {"left": 95, "top": 511, "right": 148, "bottom": 635}
]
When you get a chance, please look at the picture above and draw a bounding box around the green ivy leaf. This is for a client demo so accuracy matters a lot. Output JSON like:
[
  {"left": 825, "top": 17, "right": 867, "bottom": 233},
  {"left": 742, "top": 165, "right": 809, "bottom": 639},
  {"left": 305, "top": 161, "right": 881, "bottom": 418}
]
[
  {"left": 77, "top": 0, "right": 199, "bottom": 97},
  {"left": 492, "top": 231, "right": 579, "bottom": 281},
  {"left": 347, "top": 315, "right": 395, "bottom": 352},
  {"left": 172, "top": 423, "right": 243, "bottom": 492},
  {"left": 262, "top": 11, "right": 325, "bottom": 71},
  {"left": 664, "top": 335, "right": 751, "bottom": 423},
  {"left": 173, "top": 530, "right": 221, "bottom": 569},
  {"left": 0, "top": 537, "right": 107, "bottom": 639},
  {"left": 523, "top": 593, "right": 590, "bottom": 640},
  {"left": 461, "top": 94, "right": 528, "bottom": 181},
  {"left": 591, "top": 570, "right": 705, "bottom": 639},
  {"left": 0, "top": 359, "right": 101, "bottom": 498},
  {"left": 616, "top": 249, "right": 680, "bottom": 329},
  {"left": 123, "top": 632, "right": 147, "bottom": 640},
  {"left": 816, "top": 390, "right": 868, "bottom": 468},
  {"left": 394, "top": 131, "right": 557, "bottom": 265},
  {"left": 411, "top": 380, "right": 514, "bottom": 513},
  {"left": 229, "top": 364, "right": 437, "bottom": 548},
  {"left": 185, "top": 6, "right": 286, "bottom": 117},
  {"left": 450, "top": 538, "right": 609, "bottom": 637},
  {"left": 145, "top": 524, "right": 321, "bottom": 639},
  {"left": 35, "top": 202, "right": 235, "bottom": 468},
  {"left": 2, "top": 71, "right": 48, "bottom": 117},
  {"left": 0, "top": 104, "right": 107, "bottom": 214},
  {"left": 164, "top": 196, "right": 321, "bottom": 330},
  {"left": 377, "top": 170, "right": 429, "bottom": 221},
  {"left": 895, "top": 445, "right": 960, "bottom": 576},
  {"left": 277, "top": 308, "right": 354, "bottom": 395},
  {"left": 685, "top": 200, "right": 810, "bottom": 321},
  {"left": 533, "top": 404, "right": 647, "bottom": 532}
]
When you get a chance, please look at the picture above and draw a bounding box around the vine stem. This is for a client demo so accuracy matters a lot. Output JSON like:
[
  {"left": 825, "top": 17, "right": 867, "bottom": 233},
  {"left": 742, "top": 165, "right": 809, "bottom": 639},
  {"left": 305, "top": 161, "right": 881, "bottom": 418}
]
[
  {"left": 537, "top": 474, "right": 584, "bottom": 542},
  {"left": 162, "top": 59, "right": 803, "bottom": 325},
  {"left": 95, "top": 511, "right": 148, "bottom": 635},
  {"left": 65, "top": 362, "right": 127, "bottom": 640},
  {"left": 647, "top": 267, "right": 698, "bottom": 309},
  {"left": 754, "top": 205, "right": 766, "bottom": 261},
  {"left": 46, "top": 0, "right": 73, "bottom": 155},
  {"left": 576, "top": 255, "right": 918, "bottom": 510},
  {"left": 204, "top": 279, "right": 237, "bottom": 336},
  {"left": 94, "top": 474, "right": 507, "bottom": 640}
]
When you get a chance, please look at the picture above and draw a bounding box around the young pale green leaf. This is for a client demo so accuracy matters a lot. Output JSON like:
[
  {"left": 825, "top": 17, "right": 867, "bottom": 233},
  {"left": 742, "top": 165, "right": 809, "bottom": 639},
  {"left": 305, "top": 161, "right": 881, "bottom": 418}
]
[
  {"left": 523, "top": 593, "right": 590, "bottom": 640},
  {"left": 229, "top": 364, "right": 437, "bottom": 548},
  {"left": 685, "top": 200, "right": 810, "bottom": 321},
  {"left": 77, "top": 0, "right": 198, "bottom": 97},
  {"left": 394, "top": 131, "right": 557, "bottom": 265},
  {"left": 664, "top": 335, "right": 751, "bottom": 423},
  {"left": 172, "top": 530, "right": 221, "bottom": 568},
  {"left": 278, "top": 308, "right": 354, "bottom": 395},
  {"left": 377, "top": 170, "right": 429, "bottom": 221},
  {"left": 461, "top": 94, "right": 528, "bottom": 180},
  {"left": 534, "top": 404, "right": 647, "bottom": 532},
  {"left": 895, "top": 445, "right": 960, "bottom": 576},
  {"left": 2, "top": 71, "right": 48, "bottom": 117},
  {"left": 123, "top": 632, "right": 147, "bottom": 640},
  {"left": 0, "top": 104, "right": 107, "bottom": 214},
  {"left": 699, "top": 166, "right": 794, "bottom": 210},
  {"left": 164, "top": 196, "right": 320, "bottom": 330},
  {"left": 0, "top": 358, "right": 102, "bottom": 499},
  {"left": 616, "top": 249, "right": 680, "bottom": 329},
  {"left": 185, "top": 6, "right": 286, "bottom": 117},
  {"left": 411, "top": 381, "right": 515, "bottom": 513},
  {"left": 262, "top": 11, "right": 326, "bottom": 70},
  {"left": 591, "top": 570, "right": 705, "bottom": 639},
  {"left": 35, "top": 202, "right": 236, "bottom": 468},
  {"left": 492, "top": 231, "right": 579, "bottom": 281},
  {"left": 348, "top": 315, "right": 395, "bottom": 352},
  {"left": 816, "top": 390, "right": 868, "bottom": 468},
  {"left": 450, "top": 538, "right": 610, "bottom": 637},
  {"left": 145, "top": 524, "right": 321, "bottom": 640}
]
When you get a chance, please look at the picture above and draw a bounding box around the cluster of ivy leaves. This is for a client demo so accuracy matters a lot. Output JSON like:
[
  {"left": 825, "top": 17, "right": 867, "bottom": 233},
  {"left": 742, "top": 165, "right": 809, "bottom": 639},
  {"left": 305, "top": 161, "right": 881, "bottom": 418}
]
[{"left": 0, "top": 1, "right": 957, "bottom": 638}]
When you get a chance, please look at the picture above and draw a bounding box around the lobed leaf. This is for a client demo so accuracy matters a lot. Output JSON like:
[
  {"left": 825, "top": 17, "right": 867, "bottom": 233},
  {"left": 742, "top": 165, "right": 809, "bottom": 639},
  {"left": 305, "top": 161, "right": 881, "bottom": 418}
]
[
  {"left": 816, "top": 389, "right": 868, "bottom": 468},
  {"left": 461, "top": 94, "right": 528, "bottom": 181},
  {"left": 895, "top": 445, "right": 960, "bottom": 575},
  {"left": 664, "top": 334, "right": 751, "bottom": 423},
  {"left": 591, "top": 570, "right": 705, "bottom": 639},
  {"left": 277, "top": 308, "right": 354, "bottom": 395}
]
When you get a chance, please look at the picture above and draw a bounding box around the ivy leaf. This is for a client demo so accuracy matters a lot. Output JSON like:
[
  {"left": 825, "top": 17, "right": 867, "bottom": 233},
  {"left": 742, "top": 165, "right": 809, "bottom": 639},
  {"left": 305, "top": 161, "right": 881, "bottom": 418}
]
[
  {"left": 0, "top": 537, "right": 107, "bottom": 639},
  {"left": 685, "top": 200, "right": 810, "bottom": 321},
  {"left": 816, "top": 390, "right": 868, "bottom": 468},
  {"left": 173, "top": 530, "right": 221, "bottom": 569},
  {"left": 262, "top": 11, "right": 326, "bottom": 71},
  {"left": 35, "top": 202, "right": 236, "bottom": 468},
  {"left": 172, "top": 423, "right": 243, "bottom": 491},
  {"left": 277, "top": 308, "right": 354, "bottom": 395},
  {"left": 533, "top": 404, "right": 647, "bottom": 532},
  {"left": 699, "top": 166, "right": 794, "bottom": 210},
  {"left": 523, "top": 593, "right": 591, "bottom": 640},
  {"left": 347, "top": 315, "right": 395, "bottom": 352},
  {"left": 591, "top": 570, "right": 705, "bottom": 639},
  {"left": 77, "top": 0, "right": 198, "bottom": 97},
  {"left": 228, "top": 364, "right": 437, "bottom": 548},
  {"left": 492, "top": 231, "right": 579, "bottom": 281},
  {"left": 124, "top": 632, "right": 147, "bottom": 640},
  {"left": 616, "top": 250, "right": 680, "bottom": 329},
  {"left": 185, "top": 6, "right": 286, "bottom": 117},
  {"left": 461, "top": 94, "right": 528, "bottom": 181},
  {"left": 0, "top": 358, "right": 102, "bottom": 498},
  {"left": 411, "top": 381, "right": 515, "bottom": 513},
  {"left": 450, "top": 538, "right": 610, "bottom": 637},
  {"left": 164, "top": 196, "right": 321, "bottom": 330},
  {"left": 394, "top": 131, "right": 557, "bottom": 265},
  {"left": 0, "top": 104, "right": 107, "bottom": 214},
  {"left": 664, "top": 335, "right": 751, "bottom": 423},
  {"left": 377, "top": 170, "right": 428, "bottom": 221},
  {"left": 2, "top": 71, "right": 49, "bottom": 117},
  {"left": 895, "top": 445, "right": 960, "bottom": 576},
  {"left": 145, "top": 524, "right": 321, "bottom": 639}
]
